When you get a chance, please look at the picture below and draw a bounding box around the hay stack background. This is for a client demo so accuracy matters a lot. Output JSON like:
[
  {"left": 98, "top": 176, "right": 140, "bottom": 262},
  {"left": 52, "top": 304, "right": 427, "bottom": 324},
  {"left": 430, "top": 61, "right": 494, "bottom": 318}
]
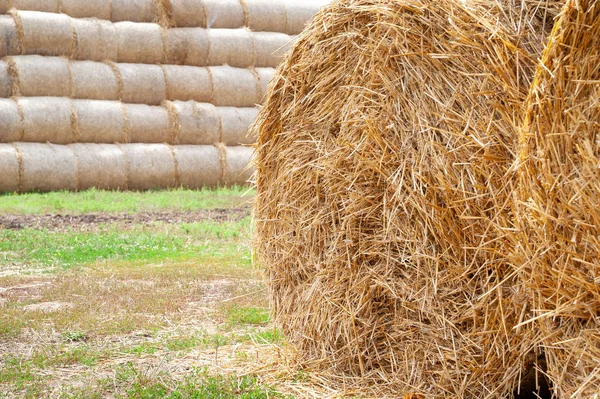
[
  {"left": 253, "top": 0, "right": 561, "bottom": 397},
  {"left": 513, "top": 0, "right": 600, "bottom": 396}
]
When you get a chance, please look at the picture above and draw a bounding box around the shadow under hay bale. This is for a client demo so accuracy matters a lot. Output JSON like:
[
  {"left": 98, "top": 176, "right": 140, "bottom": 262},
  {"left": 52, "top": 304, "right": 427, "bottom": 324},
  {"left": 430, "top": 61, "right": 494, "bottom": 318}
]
[
  {"left": 253, "top": 0, "right": 561, "bottom": 397},
  {"left": 513, "top": 0, "right": 600, "bottom": 396}
]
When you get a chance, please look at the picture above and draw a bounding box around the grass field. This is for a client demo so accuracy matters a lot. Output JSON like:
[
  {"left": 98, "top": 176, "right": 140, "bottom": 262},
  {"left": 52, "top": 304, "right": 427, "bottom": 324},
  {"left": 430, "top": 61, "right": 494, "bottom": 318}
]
[{"left": 0, "top": 188, "right": 317, "bottom": 399}]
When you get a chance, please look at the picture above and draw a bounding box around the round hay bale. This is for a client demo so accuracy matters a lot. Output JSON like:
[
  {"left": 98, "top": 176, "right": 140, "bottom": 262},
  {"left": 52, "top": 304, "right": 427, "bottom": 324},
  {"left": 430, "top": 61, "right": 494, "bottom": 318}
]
[
  {"left": 16, "top": 143, "right": 76, "bottom": 192},
  {"left": 170, "top": 101, "right": 221, "bottom": 145},
  {"left": 206, "top": 29, "right": 254, "bottom": 68},
  {"left": 204, "top": 0, "right": 245, "bottom": 29},
  {"left": 210, "top": 66, "right": 261, "bottom": 107},
  {"left": 72, "top": 18, "right": 118, "bottom": 62},
  {"left": 223, "top": 145, "right": 253, "bottom": 185},
  {"left": 69, "top": 143, "right": 127, "bottom": 190},
  {"left": 124, "top": 103, "right": 170, "bottom": 143},
  {"left": 116, "top": 22, "right": 164, "bottom": 64},
  {"left": 59, "top": 0, "right": 112, "bottom": 20},
  {"left": 173, "top": 145, "right": 221, "bottom": 188},
  {"left": 0, "top": 61, "right": 11, "bottom": 98},
  {"left": 253, "top": 32, "right": 294, "bottom": 69},
  {"left": 74, "top": 100, "right": 125, "bottom": 143},
  {"left": 253, "top": 0, "right": 560, "bottom": 397},
  {"left": 245, "top": 0, "right": 287, "bottom": 33},
  {"left": 169, "top": 0, "right": 206, "bottom": 27},
  {"left": 255, "top": 67, "right": 274, "bottom": 103},
  {"left": 284, "top": 0, "right": 330, "bottom": 35},
  {"left": 20, "top": 97, "right": 74, "bottom": 144},
  {"left": 8, "top": 55, "right": 70, "bottom": 97},
  {"left": 14, "top": 10, "right": 75, "bottom": 57},
  {"left": 111, "top": 0, "right": 154, "bottom": 22},
  {"left": 118, "top": 63, "right": 167, "bottom": 105},
  {"left": 0, "top": 99, "right": 20, "bottom": 142},
  {"left": 219, "top": 106, "right": 258, "bottom": 146},
  {"left": 0, "top": 0, "right": 59, "bottom": 13},
  {"left": 71, "top": 60, "right": 120, "bottom": 101},
  {"left": 163, "top": 28, "right": 209, "bottom": 65},
  {"left": 163, "top": 65, "right": 212, "bottom": 102},
  {"left": 514, "top": 0, "right": 600, "bottom": 396},
  {"left": 122, "top": 144, "right": 177, "bottom": 190},
  {"left": 0, "top": 15, "right": 19, "bottom": 58},
  {"left": 0, "top": 144, "right": 20, "bottom": 193}
]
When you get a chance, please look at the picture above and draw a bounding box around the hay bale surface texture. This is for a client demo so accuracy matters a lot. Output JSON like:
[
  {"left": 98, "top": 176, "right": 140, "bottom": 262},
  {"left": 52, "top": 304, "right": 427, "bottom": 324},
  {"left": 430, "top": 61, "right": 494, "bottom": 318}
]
[
  {"left": 253, "top": 0, "right": 560, "bottom": 397},
  {"left": 514, "top": 0, "right": 600, "bottom": 397}
]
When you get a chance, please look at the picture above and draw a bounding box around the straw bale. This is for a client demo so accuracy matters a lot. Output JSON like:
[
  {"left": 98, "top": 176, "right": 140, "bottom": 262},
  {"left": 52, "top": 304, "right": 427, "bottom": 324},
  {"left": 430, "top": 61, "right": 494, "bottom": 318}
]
[
  {"left": 170, "top": 101, "right": 220, "bottom": 145},
  {"left": 0, "top": 145, "right": 19, "bottom": 193},
  {"left": 172, "top": 145, "right": 221, "bottom": 188},
  {"left": 223, "top": 146, "right": 252, "bottom": 185},
  {"left": 69, "top": 143, "right": 127, "bottom": 190},
  {"left": 71, "top": 61, "right": 120, "bottom": 101},
  {"left": 116, "top": 22, "right": 164, "bottom": 64},
  {"left": 163, "top": 28, "right": 209, "bottom": 65},
  {"left": 20, "top": 97, "right": 73, "bottom": 144},
  {"left": 0, "top": 99, "right": 21, "bottom": 142},
  {"left": 253, "top": 0, "right": 560, "bottom": 397},
  {"left": 219, "top": 106, "right": 257, "bottom": 146},
  {"left": 8, "top": 55, "right": 70, "bottom": 97},
  {"left": 169, "top": 0, "right": 206, "bottom": 27},
  {"left": 245, "top": 0, "right": 287, "bottom": 32},
  {"left": 74, "top": 100, "right": 125, "bottom": 143},
  {"left": 0, "top": 63, "right": 13, "bottom": 99},
  {"left": 0, "top": 0, "right": 60, "bottom": 13},
  {"left": 16, "top": 143, "right": 77, "bottom": 192},
  {"left": 513, "top": 0, "right": 600, "bottom": 396},
  {"left": 253, "top": 32, "right": 293, "bottom": 68},
  {"left": 124, "top": 104, "right": 170, "bottom": 143},
  {"left": 111, "top": 0, "right": 153, "bottom": 22},
  {"left": 203, "top": 0, "right": 245, "bottom": 29},
  {"left": 72, "top": 18, "right": 118, "bottom": 62},
  {"left": 15, "top": 10, "right": 76, "bottom": 57},
  {"left": 122, "top": 144, "right": 177, "bottom": 190},
  {"left": 118, "top": 63, "right": 167, "bottom": 105},
  {"left": 284, "top": 0, "right": 330, "bottom": 35},
  {"left": 163, "top": 65, "right": 212, "bottom": 102},
  {"left": 0, "top": 15, "right": 19, "bottom": 58},
  {"left": 206, "top": 29, "right": 254, "bottom": 68},
  {"left": 59, "top": 0, "right": 112, "bottom": 20},
  {"left": 210, "top": 66, "right": 261, "bottom": 107}
]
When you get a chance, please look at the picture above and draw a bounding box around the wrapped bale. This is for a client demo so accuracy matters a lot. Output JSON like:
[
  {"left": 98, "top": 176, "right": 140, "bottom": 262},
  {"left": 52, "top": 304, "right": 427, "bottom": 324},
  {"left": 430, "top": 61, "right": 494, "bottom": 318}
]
[
  {"left": 210, "top": 66, "right": 264, "bottom": 107},
  {"left": 513, "top": 0, "right": 600, "bottom": 397},
  {"left": 116, "top": 22, "right": 164, "bottom": 64},
  {"left": 69, "top": 143, "right": 127, "bottom": 190},
  {"left": 253, "top": 0, "right": 560, "bottom": 398},
  {"left": 253, "top": 32, "right": 293, "bottom": 69},
  {"left": 72, "top": 18, "right": 118, "bottom": 62},
  {"left": 173, "top": 145, "right": 221, "bottom": 188},
  {"left": 6, "top": 55, "right": 70, "bottom": 97},
  {"left": 117, "top": 63, "right": 167, "bottom": 105},
  {"left": 206, "top": 29, "right": 254, "bottom": 68},
  {"left": 71, "top": 61, "right": 120, "bottom": 101},
  {"left": 255, "top": 68, "right": 274, "bottom": 103},
  {"left": 245, "top": 0, "right": 287, "bottom": 32},
  {"left": 20, "top": 97, "right": 74, "bottom": 144},
  {"left": 223, "top": 145, "right": 253, "bottom": 185},
  {"left": 16, "top": 143, "right": 76, "bottom": 192},
  {"left": 169, "top": 0, "right": 206, "bottom": 27},
  {"left": 219, "top": 106, "right": 257, "bottom": 146},
  {"left": 163, "top": 64, "right": 212, "bottom": 102},
  {"left": 111, "top": 0, "right": 153, "bottom": 22},
  {"left": 169, "top": 101, "right": 221, "bottom": 145},
  {"left": 124, "top": 103, "right": 170, "bottom": 143},
  {"left": 0, "top": 0, "right": 59, "bottom": 13},
  {"left": 0, "top": 15, "right": 19, "bottom": 58},
  {"left": 74, "top": 100, "right": 126, "bottom": 143},
  {"left": 122, "top": 144, "right": 177, "bottom": 190},
  {"left": 0, "top": 62, "right": 11, "bottom": 98},
  {"left": 203, "top": 0, "right": 245, "bottom": 29},
  {"left": 59, "top": 0, "right": 112, "bottom": 20},
  {"left": 0, "top": 144, "right": 20, "bottom": 193},
  {"left": 284, "top": 0, "right": 331, "bottom": 35},
  {"left": 0, "top": 98, "right": 21, "bottom": 143},
  {"left": 11, "top": 10, "right": 76, "bottom": 57},
  {"left": 163, "top": 28, "right": 209, "bottom": 65}
]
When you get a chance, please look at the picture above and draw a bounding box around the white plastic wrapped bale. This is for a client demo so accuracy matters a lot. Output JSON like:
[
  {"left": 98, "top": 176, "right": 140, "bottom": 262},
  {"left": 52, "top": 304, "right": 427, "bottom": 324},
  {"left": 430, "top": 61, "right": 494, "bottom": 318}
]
[
  {"left": 72, "top": 18, "right": 118, "bottom": 62},
  {"left": 116, "top": 22, "right": 164, "bottom": 64},
  {"left": 219, "top": 107, "right": 258, "bottom": 146},
  {"left": 11, "top": 10, "right": 76, "bottom": 57},
  {"left": 69, "top": 143, "right": 128, "bottom": 190},
  {"left": 203, "top": 0, "right": 245, "bottom": 29},
  {"left": 118, "top": 63, "right": 167, "bottom": 105},
  {"left": 164, "top": 28, "right": 209, "bottom": 65},
  {"left": 125, "top": 104, "right": 170, "bottom": 143},
  {"left": 0, "top": 144, "right": 20, "bottom": 193},
  {"left": 0, "top": 15, "right": 19, "bottom": 58},
  {"left": 75, "top": 100, "right": 125, "bottom": 143},
  {"left": 170, "top": 101, "right": 220, "bottom": 145},
  {"left": 173, "top": 145, "right": 221, "bottom": 188},
  {"left": 6, "top": 56, "right": 70, "bottom": 97},
  {"left": 20, "top": 97, "right": 74, "bottom": 144},
  {"left": 71, "top": 61, "right": 120, "bottom": 101},
  {"left": 223, "top": 146, "right": 253, "bottom": 185},
  {"left": 15, "top": 143, "right": 77, "bottom": 192},
  {"left": 122, "top": 144, "right": 177, "bottom": 190},
  {"left": 0, "top": 98, "right": 21, "bottom": 143}
]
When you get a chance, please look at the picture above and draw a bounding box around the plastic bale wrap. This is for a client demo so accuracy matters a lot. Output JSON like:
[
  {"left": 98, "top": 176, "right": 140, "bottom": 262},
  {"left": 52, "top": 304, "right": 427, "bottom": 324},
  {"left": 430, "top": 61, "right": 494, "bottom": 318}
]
[
  {"left": 111, "top": 0, "right": 153, "bottom": 22},
  {"left": 72, "top": 18, "right": 118, "bottom": 62},
  {"left": 0, "top": 0, "right": 59, "bottom": 13},
  {"left": 163, "top": 65, "right": 212, "bottom": 102},
  {"left": 0, "top": 144, "right": 19, "bottom": 193},
  {"left": 69, "top": 143, "right": 127, "bottom": 190},
  {"left": 245, "top": 0, "right": 287, "bottom": 32},
  {"left": 253, "top": 32, "right": 293, "bottom": 68},
  {"left": 20, "top": 97, "right": 73, "bottom": 144},
  {"left": 71, "top": 61, "right": 120, "bottom": 101},
  {"left": 206, "top": 29, "right": 255, "bottom": 68},
  {"left": 203, "top": 0, "right": 245, "bottom": 29},
  {"left": 210, "top": 66, "right": 261, "bottom": 107},
  {"left": 513, "top": 0, "right": 600, "bottom": 397},
  {"left": 16, "top": 143, "right": 76, "bottom": 192},
  {"left": 8, "top": 55, "right": 70, "bottom": 97},
  {"left": 0, "top": 15, "right": 19, "bottom": 58},
  {"left": 169, "top": 0, "right": 206, "bottom": 27},
  {"left": 116, "top": 22, "right": 164, "bottom": 64},
  {"left": 13, "top": 10, "right": 76, "bottom": 57},
  {"left": 124, "top": 104, "right": 170, "bottom": 143},
  {"left": 223, "top": 145, "right": 252, "bottom": 185},
  {"left": 59, "top": 0, "right": 112, "bottom": 20},
  {"left": 122, "top": 144, "right": 177, "bottom": 190},
  {"left": 74, "top": 100, "right": 126, "bottom": 143},
  {"left": 220, "top": 106, "right": 257, "bottom": 146},
  {"left": 163, "top": 28, "right": 209, "bottom": 65},
  {"left": 118, "top": 63, "right": 167, "bottom": 105},
  {"left": 0, "top": 99, "right": 21, "bottom": 142},
  {"left": 284, "top": 0, "right": 331, "bottom": 35},
  {"left": 253, "top": 0, "right": 561, "bottom": 398},
  {"left": 173, "top": 145, "right": 221, "bottom": 188},
  {"left": 170, "top": 101, "right": 220, "bottom": 145}
]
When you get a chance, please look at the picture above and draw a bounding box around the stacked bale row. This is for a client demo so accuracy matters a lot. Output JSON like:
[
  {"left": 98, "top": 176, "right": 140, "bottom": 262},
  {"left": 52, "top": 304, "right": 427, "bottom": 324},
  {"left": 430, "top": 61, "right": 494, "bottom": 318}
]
[{"left": 0, "top": 0, "right": 328, "bottom": 192}]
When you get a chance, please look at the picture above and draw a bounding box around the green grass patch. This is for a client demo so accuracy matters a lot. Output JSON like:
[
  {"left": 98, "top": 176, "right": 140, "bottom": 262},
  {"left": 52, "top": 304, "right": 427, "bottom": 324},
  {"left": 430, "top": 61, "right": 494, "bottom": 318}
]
[
  {"left": 226, "top": 306, "right": 271, "bottom": 327},
  {"left": 0, "top": 187, "right": 254, "bottom": 215}
]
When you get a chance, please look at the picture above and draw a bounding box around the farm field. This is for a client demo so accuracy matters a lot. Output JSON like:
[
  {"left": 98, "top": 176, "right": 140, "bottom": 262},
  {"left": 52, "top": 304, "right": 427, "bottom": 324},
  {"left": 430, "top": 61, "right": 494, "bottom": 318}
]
[{"left": 0, "top": 188, "right": 318, "bottom": 399}]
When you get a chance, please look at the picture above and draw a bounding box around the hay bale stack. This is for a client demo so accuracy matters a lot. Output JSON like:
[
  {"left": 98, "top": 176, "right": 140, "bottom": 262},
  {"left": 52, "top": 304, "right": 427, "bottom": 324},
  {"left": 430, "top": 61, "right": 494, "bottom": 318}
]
[
  {"left": 513, "top": 0, "right": 600, "bottom": 396},
  {"left": 16, "top": 142, "right": 77, "bottom": 192},
  {"left": 253, "top": 0, "right": 560, "bottom": 397},
  {"left": 0, "top": 144, "right": 19, "bottom": 193}
]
